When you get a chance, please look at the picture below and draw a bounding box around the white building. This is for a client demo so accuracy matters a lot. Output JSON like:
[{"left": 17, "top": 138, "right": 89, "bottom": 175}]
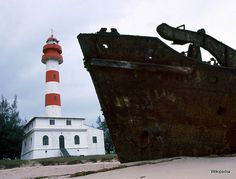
[
  {"left": 21, "top": 34, "right": 105, "bottom": 160},
  {"left": 21, "top": 117, "right": 105, "bottom": 160}
]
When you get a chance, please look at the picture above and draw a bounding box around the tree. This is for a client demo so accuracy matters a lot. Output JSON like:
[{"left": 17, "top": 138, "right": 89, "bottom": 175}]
[
  {"left": 96, "top": 116, "right": 115, "bottom": 154},
  {"left": 0, "top": 95, "right": 25, "bottom": 159}
]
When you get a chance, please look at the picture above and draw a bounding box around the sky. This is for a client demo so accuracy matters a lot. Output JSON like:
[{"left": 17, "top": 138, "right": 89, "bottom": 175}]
[{"left": 1, "top": 0, "right": 236, "bottom": 125}]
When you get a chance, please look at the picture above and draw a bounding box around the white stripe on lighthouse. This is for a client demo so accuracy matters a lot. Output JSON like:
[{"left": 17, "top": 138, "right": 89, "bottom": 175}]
[
  {"left": 46, "top": 59, "right": 60, "bottom": 71},
  {"left": 45, "top": 82, "right": 60, "bottom": 94}
]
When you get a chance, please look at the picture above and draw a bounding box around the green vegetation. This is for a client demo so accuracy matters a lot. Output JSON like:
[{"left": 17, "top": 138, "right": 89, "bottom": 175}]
[
  {"left": 0, "top": 95, "right": 25, "bottom": 159},
  {"left": 0, "top": 159, "right": 28, "bottom": 169},
  {"left": 0, "top": 154, "right": 117, "bottom": 169},
  {"left": 96, "top": 116, "right": 115, "bottom": 154}
]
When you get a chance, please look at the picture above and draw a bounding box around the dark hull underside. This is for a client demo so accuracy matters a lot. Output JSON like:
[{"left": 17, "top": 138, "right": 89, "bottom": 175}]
[{"left": 78, "top": 32, "right": 236, "bottom": 163}]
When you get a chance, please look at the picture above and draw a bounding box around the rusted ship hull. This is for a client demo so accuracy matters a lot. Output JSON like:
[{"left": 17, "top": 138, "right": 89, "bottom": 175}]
[{"left": 78, "top": 30, "right": 236, "bottom": 163}]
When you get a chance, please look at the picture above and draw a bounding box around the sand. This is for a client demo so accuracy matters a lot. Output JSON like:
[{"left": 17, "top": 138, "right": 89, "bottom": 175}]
[{"left": 0, "top": 157, "right": 235, "bottom": 179}]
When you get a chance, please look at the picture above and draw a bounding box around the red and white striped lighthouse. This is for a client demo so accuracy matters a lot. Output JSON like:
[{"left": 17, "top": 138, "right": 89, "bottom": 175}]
[{"left": 42, "top": 34, "right": 63, "bottom": 117}]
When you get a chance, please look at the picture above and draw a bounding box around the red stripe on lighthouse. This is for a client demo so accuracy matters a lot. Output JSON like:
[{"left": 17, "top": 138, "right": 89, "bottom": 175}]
[
  {"left": 45, "top": 93, "right": 61, "bottom": 106},
  {"left": 42, "top": 53, "right": 63, "bottom": 64},
  {"left": 46, "top": 70, "right": 59, "bottom": 82}
]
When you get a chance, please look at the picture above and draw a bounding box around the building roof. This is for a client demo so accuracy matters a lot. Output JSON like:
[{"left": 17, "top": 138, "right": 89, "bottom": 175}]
[{"left": 24, "top": 116, "right": 85, "bottom": 128}]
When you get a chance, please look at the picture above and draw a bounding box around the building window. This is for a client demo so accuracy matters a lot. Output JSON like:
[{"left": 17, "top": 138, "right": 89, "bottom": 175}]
[
  {"left": 66, "top": 120, "right": 71, "bottom": 125},
  {"left": 74, "top": 135, "right": 80, "bottom": 144},
  {"left": 92, "top": 136, "right": 97, "bottom": 143},
  {"left": 50, "top": 119, "right": 55, "bottom": 125},
  {"left": 43, "top": 135, "right": 49, "bottom": 145}
]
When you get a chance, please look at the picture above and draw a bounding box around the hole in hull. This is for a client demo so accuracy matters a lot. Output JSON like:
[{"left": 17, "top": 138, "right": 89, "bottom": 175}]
[{"left": 102, "top": 44, "right": 108, "bottom": 49}]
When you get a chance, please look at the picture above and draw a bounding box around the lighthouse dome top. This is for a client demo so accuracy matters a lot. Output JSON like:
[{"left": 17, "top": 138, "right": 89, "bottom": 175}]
[{"left": 46, "top": 35, "right": 59, "bottom": 44}]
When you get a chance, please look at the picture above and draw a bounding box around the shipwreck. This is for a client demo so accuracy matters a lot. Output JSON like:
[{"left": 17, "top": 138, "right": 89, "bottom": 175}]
[{"left": 78, "top": 23, "right": 236, "bottom": 163}]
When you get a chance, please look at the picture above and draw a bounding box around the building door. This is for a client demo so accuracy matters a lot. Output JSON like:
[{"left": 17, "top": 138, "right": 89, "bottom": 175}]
[{"left": 59, "top": 135, "right": 65, "bottom": 149}]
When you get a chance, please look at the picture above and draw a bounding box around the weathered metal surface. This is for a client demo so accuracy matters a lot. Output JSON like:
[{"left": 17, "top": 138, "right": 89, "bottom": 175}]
[
  {"left": 89, "top": 58, "right": 192, "bottom": 74},
  {"left": 157, "top": 23, "right": 236, "bottom": 67},
  {"left": 78, "top": 25, "right": 236, "bottom": 163}
]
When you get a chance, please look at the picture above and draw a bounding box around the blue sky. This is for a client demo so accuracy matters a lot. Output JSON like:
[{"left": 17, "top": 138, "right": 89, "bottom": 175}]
[{"left": 1, "top": 0, "right": 236, "bottom": 125}]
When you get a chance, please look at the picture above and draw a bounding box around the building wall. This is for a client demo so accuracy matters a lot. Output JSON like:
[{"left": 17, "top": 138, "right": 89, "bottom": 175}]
[
  {"left": 34, "top": 117, "right": 83, "bottom": 128},
  {"left": 21, "top": 117, "right": 105, "bottom": 160},
  {"left": 87, "top": 127, "right": 106, "bottom": 155},
  {"left": 21, "top": 132, "right": 34, "bottom": 160}
]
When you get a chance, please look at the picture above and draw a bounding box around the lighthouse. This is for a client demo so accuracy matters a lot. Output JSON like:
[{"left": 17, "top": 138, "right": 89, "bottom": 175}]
[
  {"left": 20, "top": 34, "right": 105, "bottom": 160},
  {"left": 42, "top": 34, "right": 63, "bottom": 117}
]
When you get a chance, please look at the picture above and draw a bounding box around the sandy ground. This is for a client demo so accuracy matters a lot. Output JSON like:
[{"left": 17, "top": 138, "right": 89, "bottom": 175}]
[
  {"left": 0, "top": 161, "right": 120, "bottom": 179},
  {"left": 0, "top": 157, "right": 235, "bottom": 179},
  {"left": 78, "top": 157, "right": 236, "bottom": 179}
]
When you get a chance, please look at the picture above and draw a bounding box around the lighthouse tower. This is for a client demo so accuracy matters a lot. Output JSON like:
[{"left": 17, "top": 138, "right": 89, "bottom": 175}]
[{"left": 42, "top": 34, "right": 63, "bottom": 117}]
